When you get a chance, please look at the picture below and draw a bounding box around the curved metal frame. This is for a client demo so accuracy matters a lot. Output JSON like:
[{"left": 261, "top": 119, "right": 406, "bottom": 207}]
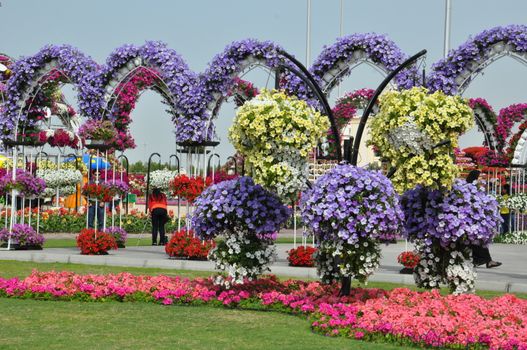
[{"left": 351, "top": 49, "right": 427, "bottom": 166}]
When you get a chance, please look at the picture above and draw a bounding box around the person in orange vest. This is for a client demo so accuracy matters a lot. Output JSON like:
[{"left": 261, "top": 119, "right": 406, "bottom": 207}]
[{"left": 148, "top": 188, "right": 168, "bottom": 245}]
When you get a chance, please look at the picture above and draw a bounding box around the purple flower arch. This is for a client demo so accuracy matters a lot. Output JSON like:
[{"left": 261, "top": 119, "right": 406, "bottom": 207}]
[
  {"left": 0, "top": 44, "right": 98, "bottom": 137},
  {"left": 81, "top": 41, "right": 197, "bottom": 141},
  {"left": 185, "top": 39, "right": 285, "bottom": 141},
  {"left": 427, "top": 24, "right": 527, "bottom": 95},
  {"left": 284, "top": 33, "right": 419, "bottom": 101}
]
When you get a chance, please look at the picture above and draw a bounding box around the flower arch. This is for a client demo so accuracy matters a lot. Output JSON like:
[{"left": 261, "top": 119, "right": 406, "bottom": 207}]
[
  {"left": 497, "top": 104, "right": 527, "bottom": 165},
  {"left": 427, "top": 25, "right": 527, "bottom": 95},
  {"left": 186, "top": 39, "right": 285, "bottom": 142},
  {"left": 0, "top": 44, "right": 98, "bottom": 139},
  {"left": 284, "top": 33, "right": 418, "bottom": 101},
  {"left": 0, "top": 53, "right": 14, "bottom": 103},
  {"left": 467, "top": 98, "right": 499, "bottom": 150},
  {"left": 81, "top": 41, "right": 197, "bottom": 145}
]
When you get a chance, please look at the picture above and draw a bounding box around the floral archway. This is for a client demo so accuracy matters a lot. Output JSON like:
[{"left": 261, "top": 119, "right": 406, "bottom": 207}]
[
  {"left": 0, "top": 44, "right": 98, "bottom": 140},
  {"left": 427, "top": 24, "right": 527, "bottom": 95},
  {"left": 284, "top": 33, "right": 418, "bottom": 102},
  {"left": 81, "top": 41, "right": 197, "bottom": 148},
  {"left": 185, "top": 39, "right": 285, "bottom": 142}
]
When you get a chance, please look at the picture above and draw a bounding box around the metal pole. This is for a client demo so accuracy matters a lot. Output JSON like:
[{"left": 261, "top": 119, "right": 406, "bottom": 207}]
[
  {"left": 338, "top": 0, "right": 344, "bottom": 98},
  {"left": 443, "top": 0, "right": 452, "bottom": 58},
  {"left": 277, "top": 51, "right": 343, "bottom": 161},
  {"left": 306, "top": 0, "right": 312, "bottom": 67},
  {"left": 351, "top": 49, "right": 427, "bottom": 166}
]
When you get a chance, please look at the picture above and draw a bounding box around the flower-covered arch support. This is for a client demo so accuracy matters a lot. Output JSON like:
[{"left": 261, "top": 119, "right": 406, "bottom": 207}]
[
  {"left": 0, "top": 44, "right": 98, "bottom": 139},
  {"left": 185, "top": 39, "right": 285, "bottom": 142},
  {"left": 82, "top": 41, "right": 197, "bottom": 146},
  {"left": 284, "top": 33, "right": 419, "bottom": 101},
  {"left": 0, "top": 53, "right": 14, "bottom": 104},
  {"left": 499, "top": 104, "right": 527, "bottom": 165},
  {"left": 427, "top": 25, "right": 527, "bottom": 95},
  {"left": 468, "top": 98, "right": 499, "bottom": 150}
]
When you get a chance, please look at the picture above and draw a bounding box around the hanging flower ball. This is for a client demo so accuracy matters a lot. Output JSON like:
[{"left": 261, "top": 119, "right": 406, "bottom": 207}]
[
  {"left": 401, "top": 179, "right": 501, "bottom": 248},
  {"left": 301, "top": 164, "right": 404, "bottom": 244},
  {"left": 192, "top": 176, "right": 291, "bottom": 240},
  {"left": 301, "top": 164, "right": 404, "bottom": 284},
  {"left": 369, "top": 87, "right": 473, "bottom": 193}
]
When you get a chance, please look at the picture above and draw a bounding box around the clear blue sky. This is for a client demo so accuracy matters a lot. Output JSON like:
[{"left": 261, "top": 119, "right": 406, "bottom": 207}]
[{"left": 2, "top": 0, "right": 527, "bottom": 163}]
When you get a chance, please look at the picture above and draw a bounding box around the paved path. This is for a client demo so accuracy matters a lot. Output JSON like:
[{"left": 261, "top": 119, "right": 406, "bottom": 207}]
[{"left": 1, "top": 242, "right": 525, "bottom": 293}]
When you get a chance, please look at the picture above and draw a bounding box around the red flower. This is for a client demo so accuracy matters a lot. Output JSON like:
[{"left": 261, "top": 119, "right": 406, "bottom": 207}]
[
  {"left": 169, "top": 175, "right": 212, "bottom": 203},
  {"left": 165, "top": 229, "right": 215, "bottom": 260},
  {"left": 287, "top": 246, "right": 317, "bottom": 267},
  {"left": 397, "top": 251, "right": 420, "bottom": 269},
  {"left": 76, "top": 228, "right": 117, "bottom": 255}
]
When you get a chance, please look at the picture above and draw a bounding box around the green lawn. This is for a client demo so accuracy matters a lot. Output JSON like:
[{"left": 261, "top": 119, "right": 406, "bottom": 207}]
[
  {"left": 0, "top": 298, "right": 408, "bottom": 350},
  {"left": 0, "top": 260, "right": 410, "bottom": 350}
]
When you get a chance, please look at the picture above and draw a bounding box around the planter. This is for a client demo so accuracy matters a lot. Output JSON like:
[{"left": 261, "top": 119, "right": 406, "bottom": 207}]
[
  {"left": 399, "top": 267, "right": 415, "bottom": 274},
  {"left": 0, "top": 243, "right": 20, "bottom": 250},
  {"left": 3, "top": 139, "right": 46, "bottom": 148},
  {"left": 15, "top": 244, "right": 43, "bottom": 250},
  {"left": 85, "top": 139, "right": 112, "bottom": 151}
]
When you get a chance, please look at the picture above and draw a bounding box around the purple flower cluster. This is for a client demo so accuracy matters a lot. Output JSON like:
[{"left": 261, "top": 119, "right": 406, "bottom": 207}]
[
  {"left": 427, "top": 25, "right": 527, "bottom": 94},
  {"left": 188, "top": 39, "right": 284, "bottom": 141},
  {"left": 0, "top": 169, "right": 46, "bottom": 197},
  {"left": 191, "top": 176, "right": 291, "bottom": 240},
  {"left": 301, "top": 164, "right": 404, "bottom": 244},
  {"left": 0, "top": 224, "right": 45, "bottom": 247},
  {"left": 0, "top": 44, "right": 98, "bottom": 135},
  {"left": 401, "top": 179, "right": 501, "bottom": 248},
  {"left": 82, "top": 41, "right": 197, "bottom": 137},
  {"left": 103, "top": 180, "right": 129, "bottom": 196},
  {"left": 104, "top": 226, "right": 127, "bottom": 243},
  {"left": 284, "top": 33, "right": 418, "bottom": 101}
]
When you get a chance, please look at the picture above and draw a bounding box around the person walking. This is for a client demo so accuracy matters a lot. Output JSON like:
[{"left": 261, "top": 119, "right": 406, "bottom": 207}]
[{"left": 148, "top": 188, "right": 168, "bottom": 246}]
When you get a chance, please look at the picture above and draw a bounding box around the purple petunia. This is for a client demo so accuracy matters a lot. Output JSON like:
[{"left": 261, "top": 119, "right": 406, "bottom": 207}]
[
  {"left": 301, "top": 164, "right": 404, "bottom": 244},
  {"left": 191, "top": 176, "right": 291, "bottom": 240},
  {"left": 401, "top": 179, "right": 502, "bottom": 248},
  {"left": 0, "top": 224, "right": 45, "bottom": 246},
  {"left": 427, "top": 25, "right": 527, "bottom": 94}
]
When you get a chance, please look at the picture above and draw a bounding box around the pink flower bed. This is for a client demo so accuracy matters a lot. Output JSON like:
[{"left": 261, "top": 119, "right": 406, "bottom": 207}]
[{"left": 0, "top": 271, "right": 526, "bottom": 349}]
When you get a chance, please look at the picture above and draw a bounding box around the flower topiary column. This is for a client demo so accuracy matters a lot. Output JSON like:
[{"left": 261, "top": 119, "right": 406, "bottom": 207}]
[
  {"left": 301, "top": 164, "right": 404, "bottom": 294},
  {"left": 191, "top": 177, "right": 291, "bottom": 287}
]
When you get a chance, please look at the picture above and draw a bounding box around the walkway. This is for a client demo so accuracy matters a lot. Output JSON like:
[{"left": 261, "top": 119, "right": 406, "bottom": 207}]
[{"left": 0, "top": 242, "right": 525, "bottom": 293}]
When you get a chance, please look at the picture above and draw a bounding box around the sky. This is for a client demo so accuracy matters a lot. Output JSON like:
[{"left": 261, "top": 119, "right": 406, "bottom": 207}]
[{"left": 1, "top": 0, "right": 527, "bottom": 164}]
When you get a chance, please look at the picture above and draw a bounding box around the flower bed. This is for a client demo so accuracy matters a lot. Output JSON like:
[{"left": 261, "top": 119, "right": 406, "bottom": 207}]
[
  {"left": 165, "top": 229, "right": 214, "bottom": 260},
  {"left": 0, "top": 271, "right": 525, "bottom": 349},
  {"left": 0, "top": 208, "right": 185, "bottom": 234},
  {"left": 287, "top": 246, "right": 316, "bottom": 267}
]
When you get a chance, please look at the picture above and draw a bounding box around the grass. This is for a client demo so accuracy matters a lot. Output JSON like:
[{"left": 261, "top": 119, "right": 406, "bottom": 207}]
[
  {"left": 0, "top": 260, "right": 409, "bottom": 350},
  {"left": 43, "top": 236, "right": 299, "bottom": 248},
  {"left": 0, "top": 260, "right": 525, "bottom": 349},
  {"left": 0, "top": 298, "right": 408, "bottom": 350}
]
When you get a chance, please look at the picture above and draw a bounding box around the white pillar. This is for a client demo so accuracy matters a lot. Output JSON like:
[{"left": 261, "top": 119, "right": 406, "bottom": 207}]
[{"left": 443, "top": 0, "right": 452, "bottom": 57}]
